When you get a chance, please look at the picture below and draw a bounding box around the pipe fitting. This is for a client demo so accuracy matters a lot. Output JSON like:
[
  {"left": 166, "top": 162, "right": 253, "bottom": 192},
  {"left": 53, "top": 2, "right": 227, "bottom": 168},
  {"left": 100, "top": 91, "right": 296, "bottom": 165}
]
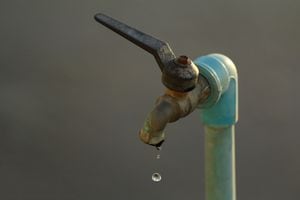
[{"left": 194, "top": 54, "right": 238, "bottom": 126}]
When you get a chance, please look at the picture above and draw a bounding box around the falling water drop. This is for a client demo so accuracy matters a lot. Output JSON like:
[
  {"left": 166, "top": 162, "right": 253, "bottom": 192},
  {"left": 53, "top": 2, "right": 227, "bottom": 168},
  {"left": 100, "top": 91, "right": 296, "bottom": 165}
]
[
  {"left": 152, "top": 143, "right": 162, "bottom": 182},
  {"left": 152, "top": 172, "right": 162, "bottom": 182}
]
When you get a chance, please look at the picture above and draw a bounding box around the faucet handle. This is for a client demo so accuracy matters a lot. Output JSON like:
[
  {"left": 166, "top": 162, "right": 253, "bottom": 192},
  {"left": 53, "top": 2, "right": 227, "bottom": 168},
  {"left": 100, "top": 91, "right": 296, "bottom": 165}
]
[
  {"left": 94, "top": 13, "right": 199, "bottom": 92},
  {"left": 94, "top": 13, "right": 176, "bottom": 71}
]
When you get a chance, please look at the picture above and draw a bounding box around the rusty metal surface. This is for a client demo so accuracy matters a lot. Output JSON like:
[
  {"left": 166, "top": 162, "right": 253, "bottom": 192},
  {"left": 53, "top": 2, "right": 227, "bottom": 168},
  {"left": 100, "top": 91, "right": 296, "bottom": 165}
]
[
  {"left": 162, "top": 56, "right": 199, "bottom": 92},
  {"left": 139, "top": 75, "right": 210, "bottom": 146},
  {"left": 94, "top": 14, "right": 212, "bottom": 146},
  {"left": 94, "top": 13, "right": 199, "bottom": 92}
]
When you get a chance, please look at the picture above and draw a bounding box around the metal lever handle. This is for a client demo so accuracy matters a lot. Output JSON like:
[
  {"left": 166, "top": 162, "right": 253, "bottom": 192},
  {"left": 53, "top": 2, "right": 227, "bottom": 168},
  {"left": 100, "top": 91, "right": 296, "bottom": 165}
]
[
  {"left": 94, "top": 13, "right": 199, "bottom": 92},
  {"left": 94, "top": 13, "right": 176, "bottom": 71}
]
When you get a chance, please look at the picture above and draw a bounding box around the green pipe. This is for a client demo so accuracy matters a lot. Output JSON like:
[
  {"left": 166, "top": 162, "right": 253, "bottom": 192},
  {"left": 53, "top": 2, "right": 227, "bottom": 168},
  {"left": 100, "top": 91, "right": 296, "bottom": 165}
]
[
  {"left": 204, "top": 126, "right": 236, "bottom": 200},
  {"left": 194, "top": 54, "right": 238, "bottom": 200}
]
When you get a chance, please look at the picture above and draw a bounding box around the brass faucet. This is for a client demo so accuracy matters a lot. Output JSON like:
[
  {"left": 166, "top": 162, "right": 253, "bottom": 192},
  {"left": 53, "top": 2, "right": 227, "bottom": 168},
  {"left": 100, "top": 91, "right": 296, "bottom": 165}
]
[
  {"left": 94, "top": 14, "right": 211, "bottom": 147},
  {"left": 139, "top": 73, "right": 210, "bottom": 146}
]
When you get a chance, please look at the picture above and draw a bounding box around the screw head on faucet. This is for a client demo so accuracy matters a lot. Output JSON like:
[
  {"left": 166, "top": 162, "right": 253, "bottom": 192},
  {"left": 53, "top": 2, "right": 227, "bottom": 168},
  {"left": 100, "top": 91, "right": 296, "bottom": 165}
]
[
  {"left": 177, "top": 55, "right": 191, "bottom": 65},
  {"left": 162, "top": 55, "right": 199, "bottom": 92}
]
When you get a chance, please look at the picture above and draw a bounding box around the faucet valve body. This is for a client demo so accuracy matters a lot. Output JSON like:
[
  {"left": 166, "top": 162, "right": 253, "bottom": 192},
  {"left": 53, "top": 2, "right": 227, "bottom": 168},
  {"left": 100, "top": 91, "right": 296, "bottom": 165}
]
[{"left": 139, "top": 75, "right": 210, "bottom": 146}]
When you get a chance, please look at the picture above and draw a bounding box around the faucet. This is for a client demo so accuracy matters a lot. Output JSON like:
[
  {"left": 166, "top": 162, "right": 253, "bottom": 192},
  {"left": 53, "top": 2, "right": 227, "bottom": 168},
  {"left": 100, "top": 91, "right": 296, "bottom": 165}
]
[
  {"left": 139, "top": 73, "right": 210, "bottom": 147},
  {"left": 95, "top": 13, "right": 238, "bottom": 200}
]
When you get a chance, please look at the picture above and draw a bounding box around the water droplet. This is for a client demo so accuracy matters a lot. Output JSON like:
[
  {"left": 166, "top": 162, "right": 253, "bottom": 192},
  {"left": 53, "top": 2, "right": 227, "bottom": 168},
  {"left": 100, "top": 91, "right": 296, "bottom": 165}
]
[
  {"left": 156, "top": 154, "right": 160, "bottom": 159},
  {"left": 156, "top": 146, "right": 162, "bottom": 151},
  {"left": 152, "top": 172, "right": 162, "bottom": 182}
]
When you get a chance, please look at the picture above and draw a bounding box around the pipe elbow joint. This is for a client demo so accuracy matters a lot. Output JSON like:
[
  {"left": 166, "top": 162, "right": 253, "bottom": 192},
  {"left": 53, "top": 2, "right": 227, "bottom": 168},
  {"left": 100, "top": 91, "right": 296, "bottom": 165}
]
[{"left": 194, "top": 54, "right": 238, "bottom": 126}]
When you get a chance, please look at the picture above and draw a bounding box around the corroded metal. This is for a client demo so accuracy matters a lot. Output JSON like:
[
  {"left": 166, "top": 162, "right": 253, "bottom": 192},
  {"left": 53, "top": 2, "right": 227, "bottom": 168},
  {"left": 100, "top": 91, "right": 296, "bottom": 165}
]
[
  {"left": 94, "top": 13, "right": 199, "bottom": 92},
  {"left": 162, "top": 55, "right": 199, "bottom": 92},
  {"left": 139, "top": 75, "right": 210, "bottom": 146}
]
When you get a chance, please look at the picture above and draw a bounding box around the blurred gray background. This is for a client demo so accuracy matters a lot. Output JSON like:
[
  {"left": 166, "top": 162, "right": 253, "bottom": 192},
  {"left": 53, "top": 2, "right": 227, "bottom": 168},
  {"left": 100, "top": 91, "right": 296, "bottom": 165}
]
[{"left": 0, "top": 0, "right": 299, "bottom": 199}]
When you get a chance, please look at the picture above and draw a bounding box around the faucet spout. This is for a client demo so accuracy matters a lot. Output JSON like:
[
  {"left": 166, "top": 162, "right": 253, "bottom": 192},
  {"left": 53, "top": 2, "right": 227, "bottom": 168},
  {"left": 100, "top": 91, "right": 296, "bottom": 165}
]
[{"left": 139, "top": 76, "right": 210, "bottom": 147}]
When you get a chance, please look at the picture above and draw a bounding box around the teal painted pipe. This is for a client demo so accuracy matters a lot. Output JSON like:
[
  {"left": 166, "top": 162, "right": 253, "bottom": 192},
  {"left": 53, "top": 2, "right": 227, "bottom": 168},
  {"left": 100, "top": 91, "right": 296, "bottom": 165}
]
[
  {"left": 194, "top": 54, "right": 238, "bottom": 200},
  {"left": 204, "top": 126, "right": 236, "bottom": 200}
]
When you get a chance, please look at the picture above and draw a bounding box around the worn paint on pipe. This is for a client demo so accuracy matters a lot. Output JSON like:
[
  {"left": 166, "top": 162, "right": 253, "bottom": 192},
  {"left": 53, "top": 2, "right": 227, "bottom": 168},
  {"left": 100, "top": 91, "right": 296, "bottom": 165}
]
[
  {"left": 194, "top": 54, "right": 238, "bottom": 200},
  {"left": 205, "top": 126, "right": 236, "bottom": 200}
]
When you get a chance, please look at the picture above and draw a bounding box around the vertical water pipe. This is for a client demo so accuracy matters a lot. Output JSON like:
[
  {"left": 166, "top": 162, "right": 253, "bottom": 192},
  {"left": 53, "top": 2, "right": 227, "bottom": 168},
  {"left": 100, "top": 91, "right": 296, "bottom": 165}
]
[{"left": 194, "top": 54, "right": 238, "bottom": 200}]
